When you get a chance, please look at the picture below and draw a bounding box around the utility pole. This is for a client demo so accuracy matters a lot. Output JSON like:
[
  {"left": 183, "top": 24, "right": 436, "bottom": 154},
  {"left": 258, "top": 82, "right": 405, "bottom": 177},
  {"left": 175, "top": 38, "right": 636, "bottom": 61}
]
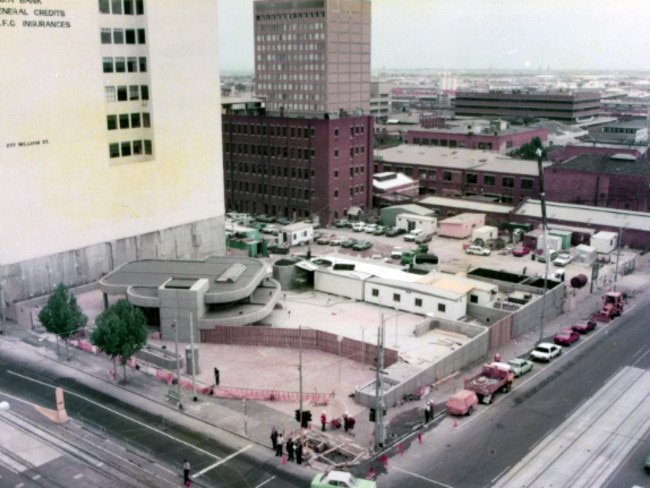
[
  {"left": 373, "top": 316, "right": 385, "bottom": 451},
  {"left": 537, "top": 148, "right": 550, "bottom": 343},
  {"left": 189, "top": 314, "right": 197, "bottom": 402},
  {"left": 172, "top": 320, "right": 183, "bottom": 410},
  {"left": 298, "top": 324, "right": 304, "bottom": 447}
]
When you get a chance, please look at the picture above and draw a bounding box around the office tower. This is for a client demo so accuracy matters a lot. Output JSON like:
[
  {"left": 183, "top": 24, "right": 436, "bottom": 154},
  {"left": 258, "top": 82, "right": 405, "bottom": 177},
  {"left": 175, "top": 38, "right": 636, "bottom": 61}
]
[
  {"left": 223, "top": 0, "right": 374, "bottom": 225},
  {"left": 254, "top": 0, "right": 371, "bottom": 117},
  {"left": 1, "top": 1, "right": 225, "bottom": 308}
]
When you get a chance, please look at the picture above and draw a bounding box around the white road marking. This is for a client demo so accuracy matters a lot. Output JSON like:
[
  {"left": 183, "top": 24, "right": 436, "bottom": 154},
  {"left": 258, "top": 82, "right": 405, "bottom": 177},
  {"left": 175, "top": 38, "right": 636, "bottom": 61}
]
[
  {"left": 193, "top": 445, "right": 252, "bottom": 478},
  {"left": 392, "top": 466, "right": 455, "bottom": 487},
  {"left": 255, "top": 475, "right": 276, "bottom": 487}
]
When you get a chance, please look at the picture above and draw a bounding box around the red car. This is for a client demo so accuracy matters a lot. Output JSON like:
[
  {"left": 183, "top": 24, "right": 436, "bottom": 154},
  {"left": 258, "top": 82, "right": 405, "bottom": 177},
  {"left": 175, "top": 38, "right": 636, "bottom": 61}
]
[
  {"left": 554, "top": 328, "right": 580, "bottom": 346},
  {"left": 512, "top": 246, "right": 531, "bottom": 257},
  {"left": 571, "top": 319, "right": 597, "bottom": 334}
]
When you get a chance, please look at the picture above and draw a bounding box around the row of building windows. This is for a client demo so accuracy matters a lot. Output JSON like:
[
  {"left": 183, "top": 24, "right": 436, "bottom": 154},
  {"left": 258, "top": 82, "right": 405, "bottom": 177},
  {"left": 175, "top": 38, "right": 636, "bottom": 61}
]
[
  {"left": 256, "top": 13, "right": 325, "bottom": 22},
  {"left": 109, "top": 139, "right": 153, "bottom": 158},
  {"left": 224, "top": 123, "right": 315, "bottom": 138},
  {"left": 259, "top": 53, "right": 325, "bottom": 63},
  {"left": 370, "top": 288, "right": 446, "bottom": 312},
  {"left": 103, "top": 56, "right": 147, "bottom": 74},
  {"left": 258, "top": 72, "right": 324, "bottom": 82},
  {"left": 261, "top": 89, "right": 324, "bottom": 99},
  {"left": 333, "top": 185, "right": 365, "bottom": 199},
  {"left": 256, "top": 32, "right": 325, "bottom": 42},
  {"left": 225, "top": 143, "right": 315, "bottom": 160},
  {"left": 107, "top": 112, "right": 151, "bottom": 130},
  {"left": 105, "top": 85, "right": 149, "bottom": 102},
  {"left": 226, "top": 180, "right": 313, "bottom": 201},
  {"left": 268, "top": 103, "right": 323, "bottom": 112},
  {"left": 226, "top": 161, "right": 314, "bottom": 179},
  {"left": 101, "top": 27, "right": 146, "bottom": 45},
  {"left": 99, "top": 0, "right": 144, "bottom": 15},
  {"left": 258, "top": 42, "right": 325, "bottom": 52},
  {"left": 412, "top": 137, "right": 498, "bottom": 150},
  {"left": 258, "top": 63, "right": 325, "bottom": 72}
]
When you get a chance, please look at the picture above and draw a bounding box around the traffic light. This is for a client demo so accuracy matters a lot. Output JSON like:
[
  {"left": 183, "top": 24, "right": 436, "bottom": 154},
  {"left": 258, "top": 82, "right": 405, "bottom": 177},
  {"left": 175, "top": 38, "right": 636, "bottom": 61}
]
[
  {"left": 295, "top": 409, "right": 301, "bottom": 422},
  {"left": 301, "top": 410, "right": 312, "bottom": 428},
  {"left": 369, "top": 408, "right": 376, "bottom": 422}
]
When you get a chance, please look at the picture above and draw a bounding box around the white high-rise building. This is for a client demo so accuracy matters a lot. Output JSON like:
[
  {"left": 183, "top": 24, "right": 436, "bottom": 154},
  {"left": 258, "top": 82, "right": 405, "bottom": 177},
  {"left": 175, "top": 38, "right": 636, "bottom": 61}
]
[{"left": 0, "top": 1, "right": 225, "bottom": 310}]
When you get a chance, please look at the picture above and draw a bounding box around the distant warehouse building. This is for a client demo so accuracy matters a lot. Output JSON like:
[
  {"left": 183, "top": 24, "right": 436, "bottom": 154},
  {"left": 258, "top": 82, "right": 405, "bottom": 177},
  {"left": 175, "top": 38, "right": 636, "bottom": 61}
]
[{"left": 454, "top": 91, "right": 601, "bottom": 123}]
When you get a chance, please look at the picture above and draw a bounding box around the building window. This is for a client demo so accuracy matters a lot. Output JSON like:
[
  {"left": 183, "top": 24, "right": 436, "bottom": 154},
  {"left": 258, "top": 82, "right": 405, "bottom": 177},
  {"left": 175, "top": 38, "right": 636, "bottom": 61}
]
[
  {"left": 103, "top": 57, "right": 113, "bottom": 73},
  {"left": 415, "top": 298, "right": 422, "bottom": 307},
  {"left": 105, "top": 86, "right": 116, "bottom": 102},
  {"left": 334, "top": 189, "right": 338, "bottom": 198},
  {"left": 127, "top": 57, "right": 137, "bottom": 72},
  {"left": 115, "top": 57, "right": 125, "bottom": 72},
  {"left": 119, "top": 113, "right": 129, "bottom": 128},
  {"left": 144, "top": 140, "right": 153, "bottom": 154},
  {"left": 470, "top": 295, "right": 478, "bottom": 304},
  {"left": 438, "top": 303, "right": 446, "bottom": 312},
  {"left": 503, "top": 177, "right": 514, "bottom": 188},
  {"left": 129, "top": 85, "right": 139, "bottom": 100},
  {"left": 334, "top": 169, "right": 339, "bottom": 178},
  {"left": 140, "top": 85, "right": 149, "bottom": 100},
  {"left": 101, "top": 28, "right": 112, "bottom": 44},
  {"left": 466, "top": 173, "right": 477, "bottom": 184},
  {"left": 99, "top": 0, "right": 110, "bottom": 14},
  {"left": 138, "top": 57, "right": 147, "bottom": 72},
  {"left": 484, "top": 174, "right": 496, "bottom": 186},
  {"left": 372, "top": 289, "right": 379, "bottom": 297},
  {"left": 113, "top": 28, "right": 124, "bottom": 44},
  {"left": 107, "top": 115, "right": 117, "bottom": 130},
  {"left": 334, "top": 127, "right": 339, "bottom": 137},
  {"left": 109, "top": 143, "right": 120, "bottom": 158},
  {"left": 121, "top": 141, "right": 132, "bottom": 156},
  {"left": 142, "top": 112, "right": 151, "bottom": 127},
  {"left": 393, "top": 293, "right": 401, "bottom": 302},
  {"left": 137, "top": 29, "right": 146, "bottom": 44},
  {"left": 443, "top": 171, "right": 452, "bottom": 182},
  {"left": 124, "top": 0, "right": 133, "bottom": 14},
  {"left": 131, "top": 113, "right": 141, "bottom": 128},
  {"left": 133, "top": 140, "right": 143, "bottom": 154},
  {"left": 521, "top": 178, "right": 533, "bottom": 190},
  {"left": 111, "top": 0, "right": 121, "bottom": 14}
]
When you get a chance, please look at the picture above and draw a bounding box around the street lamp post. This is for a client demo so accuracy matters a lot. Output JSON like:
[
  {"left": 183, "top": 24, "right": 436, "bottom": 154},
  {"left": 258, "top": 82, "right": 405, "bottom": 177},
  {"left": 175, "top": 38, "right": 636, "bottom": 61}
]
[{"left": 172, "top": 320, "right": 183, "bottom": 410}]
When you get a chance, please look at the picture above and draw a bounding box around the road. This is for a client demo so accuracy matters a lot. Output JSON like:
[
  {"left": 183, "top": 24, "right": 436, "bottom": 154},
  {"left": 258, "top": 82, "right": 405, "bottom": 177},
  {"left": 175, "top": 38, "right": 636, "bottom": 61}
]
[
  {"left": 368, "top": 295, "right": 650, "bottom": 487},
  {"left": 0, "top": 351, "right": 312, "bottom": 488}
]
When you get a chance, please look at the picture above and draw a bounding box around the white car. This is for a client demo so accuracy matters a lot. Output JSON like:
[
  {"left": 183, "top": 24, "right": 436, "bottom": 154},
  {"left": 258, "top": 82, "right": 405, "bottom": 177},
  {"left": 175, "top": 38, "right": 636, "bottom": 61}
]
[
  {"left": 390, "top": 246, "right": 404, "bottom": 259},
  {"left": 465, "top": 245, "right": 491, "bottom": 256},
  {"left": 364, "top": 223, "right": 378, "bottom": 233},
  {"left": 352, "top": 222, "right": 365, "bottom": 232},
  {"left": 403, "top": 229, "right": 423, "bottom": 242},
  {"left": 553, "top": 252, "right": 573, "bottom": 267},
  {"left": 508, "top": 358, "right": 534, "bottom": 377},
  {"left": 530, "top": 342, "right": 562, "bottom": 362}
]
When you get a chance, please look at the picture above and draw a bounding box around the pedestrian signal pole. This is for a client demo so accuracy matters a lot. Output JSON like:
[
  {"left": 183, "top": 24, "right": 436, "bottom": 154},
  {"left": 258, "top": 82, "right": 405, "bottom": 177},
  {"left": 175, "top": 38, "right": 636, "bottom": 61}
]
[{"left": 373, "top": 316, "right": 386, "bottom": 451}]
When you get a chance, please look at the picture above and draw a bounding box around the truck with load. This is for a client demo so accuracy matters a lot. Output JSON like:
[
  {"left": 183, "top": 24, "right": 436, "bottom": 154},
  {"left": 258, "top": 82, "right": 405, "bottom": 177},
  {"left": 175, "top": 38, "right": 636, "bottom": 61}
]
[
  {"left": 592, "top": 290, "right": 624, "bottom": 322},
  {"left": 463, "top": 362, "right": 514, "bottom": 404}
]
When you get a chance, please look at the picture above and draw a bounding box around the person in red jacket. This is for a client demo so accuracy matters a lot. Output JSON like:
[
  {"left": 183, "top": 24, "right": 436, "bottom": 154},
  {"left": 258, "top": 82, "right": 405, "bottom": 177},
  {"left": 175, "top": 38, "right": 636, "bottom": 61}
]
[{"left": 320, "top": 411, "right": 327, "bottom": 431}]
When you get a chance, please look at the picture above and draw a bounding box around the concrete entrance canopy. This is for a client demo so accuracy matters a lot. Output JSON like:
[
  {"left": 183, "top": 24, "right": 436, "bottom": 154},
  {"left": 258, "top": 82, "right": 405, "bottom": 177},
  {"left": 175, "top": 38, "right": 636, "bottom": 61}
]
[{"left": 99, "top": 256, "right": 281, "bottom": 341}]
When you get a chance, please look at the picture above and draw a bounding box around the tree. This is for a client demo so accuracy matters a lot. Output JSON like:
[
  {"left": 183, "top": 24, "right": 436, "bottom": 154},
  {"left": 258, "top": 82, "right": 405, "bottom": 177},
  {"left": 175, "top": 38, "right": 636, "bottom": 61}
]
[
  {"left": 38, "top": 283, "right": 88, "bottom": 359},
  {"left": 511, "top": 136, "right": 546, "bottom": 160},
  {"left": 91, "top": 299, "right": 148, "bottom": 383}
]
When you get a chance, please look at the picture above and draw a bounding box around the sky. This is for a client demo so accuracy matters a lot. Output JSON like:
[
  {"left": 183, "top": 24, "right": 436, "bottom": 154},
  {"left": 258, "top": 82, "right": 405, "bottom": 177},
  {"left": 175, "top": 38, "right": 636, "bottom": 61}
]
[{"left": 218, "top": 0, "right": 650, "bottom": 74}]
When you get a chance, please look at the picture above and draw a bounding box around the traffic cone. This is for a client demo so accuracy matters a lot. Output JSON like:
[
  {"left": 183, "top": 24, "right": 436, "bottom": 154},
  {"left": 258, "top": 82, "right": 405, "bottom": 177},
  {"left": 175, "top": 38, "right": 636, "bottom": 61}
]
[
  {"left": 453, "top": 419, "right": 458, "bottom": 428},
  {"left": 379, "top": 454, "right": 388, "bottom": 468},
  {"left": 281, "top": 454, "right": 287, "bottom": 465},
  {"left": 366, "top": 466, "right": 375, "bottom": 480},
  {"left": 398, "top": 443, "right": 404, "bottom": 456},
  {"left": 417, "top": 432, "right": 422, "bottom": 444}
]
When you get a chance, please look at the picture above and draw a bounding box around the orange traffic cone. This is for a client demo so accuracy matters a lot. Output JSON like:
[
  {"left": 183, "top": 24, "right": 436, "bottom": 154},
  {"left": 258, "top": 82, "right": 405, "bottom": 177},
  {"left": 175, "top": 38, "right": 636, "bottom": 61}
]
[
  {"left": 366, "top": 466, "right": 375, "bottom": 480},
  {"left": 398, "top": 443, "right": 404, "bottom": 456},
  {"left": 453, "top": 419, "right": 458, "bottom": 428},
  {"left": 417, "top": 432, "right": 422, "bottom": 443},
  {"left": 281, "top": 454, "right": 287, "bottom": 465}
]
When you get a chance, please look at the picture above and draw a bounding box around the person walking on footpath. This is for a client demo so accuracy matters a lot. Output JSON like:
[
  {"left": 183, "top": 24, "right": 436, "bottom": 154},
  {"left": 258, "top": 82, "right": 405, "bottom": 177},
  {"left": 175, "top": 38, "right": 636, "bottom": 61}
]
[
  {"left": 343, "top": 411, "right": 349, "bottom": 433},
  {"left": 276, "top": 433, "right": 285, "bottom": 457},
  {"left": 346, "top": 415, "right": 355, "bottom": 437},
  {"left": 424, "top": 401, "right": 432, "bottom": 423},
  {"left": 183, "top": 459, "right": 191, "bottom": 486},
  {"left": 320, "top": 411, "right": 327, "bottom": 431},
  {"left": 296, "top": 441, "right": 303, "bottom": 465},
  {"left": 286, "top": 437, "right": 294, "bottom": 462},
  {"left": 270, "top": 427, "right": 278, "bottom": 451}
]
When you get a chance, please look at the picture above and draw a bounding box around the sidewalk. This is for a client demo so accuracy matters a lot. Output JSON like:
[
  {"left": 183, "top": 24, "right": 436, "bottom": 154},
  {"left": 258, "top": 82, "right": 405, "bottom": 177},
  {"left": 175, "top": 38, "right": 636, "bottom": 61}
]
[{"left": 2, "top": 264, "right": 649, "bottom": 472}]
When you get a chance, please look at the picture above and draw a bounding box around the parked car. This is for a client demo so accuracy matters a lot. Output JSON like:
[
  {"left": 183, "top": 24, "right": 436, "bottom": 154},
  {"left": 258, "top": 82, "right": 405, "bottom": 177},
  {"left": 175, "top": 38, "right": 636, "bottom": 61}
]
[
  {"left": 530, "top": 342, "right": 562, "bottom": 362},
  {"left": 512, "top": 246, "right": 531, "bottom": 257},
  {"left": 507, "top": 358, "right": 534, "bottom": 377},
  {"left": 386, "top": 227, "right": 405, "bottom": 237},
  {"left": 276, "top": 217, "right": 291, "bottom": 226},
  {"left": 311, "top": 470, "right": 376, "bottom": 488},
  {"left": 536, "top": 249, "right": 558, "bottom": 263},
  {"left": 465, "top": 245, "right": 491, "bottom": 256},
  {"left": 390, "top": 246, "right": 404, "bottom": 259},
  {"left": 352, "top": 240, "right": 372, "bottom": 251},
  {"left": 553, "top": 252, "right": 573, "bottom": 267},
  {"left": 330, "top": 237, "right": 344, "bottom": 246},
  {"left": 267, "top": 242, "right": 290, "bottom": 255},
  {"left": 352, "top": 222, "right": 365, "bottom": 232},
  {"left": 373, "top": 226, "right": 387, "bottom": 236},
  {"left": 316, "top": 235, "right": 334, "bottom": 245},
  {"left": 364, "top": 223, "right": 378, "bottom": 233},
  {"left": 341, "top": 238, "right": 358, "bottom": 249},
  {"left": 571, "top": 318, "right": 597, "bottom": 334},
  {"left": 260, "top": 224, "right": 279, "bottom": 235},
  {"left": 446, "top": 389, "right": 479, "bottom": 416},
  {"left": 255, "top": 214, "right": 276, "bottom": 223},
  {"left": 554, "top": 328, "right": 580, "bottom": 346},
  {"left": 403, "top": 229, "right": 423, "bottom": 242},
  {"left": 415, "top": 233, "right": 433, "bottom": 244},
  {"left": 334, "top": 219, "right": 351, "bottom": 228}
]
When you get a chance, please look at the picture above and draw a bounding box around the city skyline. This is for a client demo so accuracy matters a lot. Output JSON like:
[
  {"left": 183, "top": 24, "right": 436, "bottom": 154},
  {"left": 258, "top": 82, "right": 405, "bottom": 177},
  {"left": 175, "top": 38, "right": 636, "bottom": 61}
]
[{"left": 219, "top": 0, "right": 650, "bottom": 74}]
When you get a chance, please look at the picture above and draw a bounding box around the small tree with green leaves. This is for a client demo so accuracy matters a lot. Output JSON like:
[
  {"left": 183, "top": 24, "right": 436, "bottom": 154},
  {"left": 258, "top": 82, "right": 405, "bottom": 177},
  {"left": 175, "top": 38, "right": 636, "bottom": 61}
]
[
  {"left": 38, "top": 283, "right": 88, "bottom": 359},
  {"left": 511, "top": 136, "right": 546, "bottom": 160},
  {"left": 91, "top": 299, "right": 148, "bottom": 383}
]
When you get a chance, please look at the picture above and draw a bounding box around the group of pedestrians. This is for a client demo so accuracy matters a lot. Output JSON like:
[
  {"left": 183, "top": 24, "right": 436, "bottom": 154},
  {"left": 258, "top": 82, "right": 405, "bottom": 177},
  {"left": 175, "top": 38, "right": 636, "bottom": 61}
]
[{"left": 270, "top": 427, "right": 303, "bottom": 464}]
